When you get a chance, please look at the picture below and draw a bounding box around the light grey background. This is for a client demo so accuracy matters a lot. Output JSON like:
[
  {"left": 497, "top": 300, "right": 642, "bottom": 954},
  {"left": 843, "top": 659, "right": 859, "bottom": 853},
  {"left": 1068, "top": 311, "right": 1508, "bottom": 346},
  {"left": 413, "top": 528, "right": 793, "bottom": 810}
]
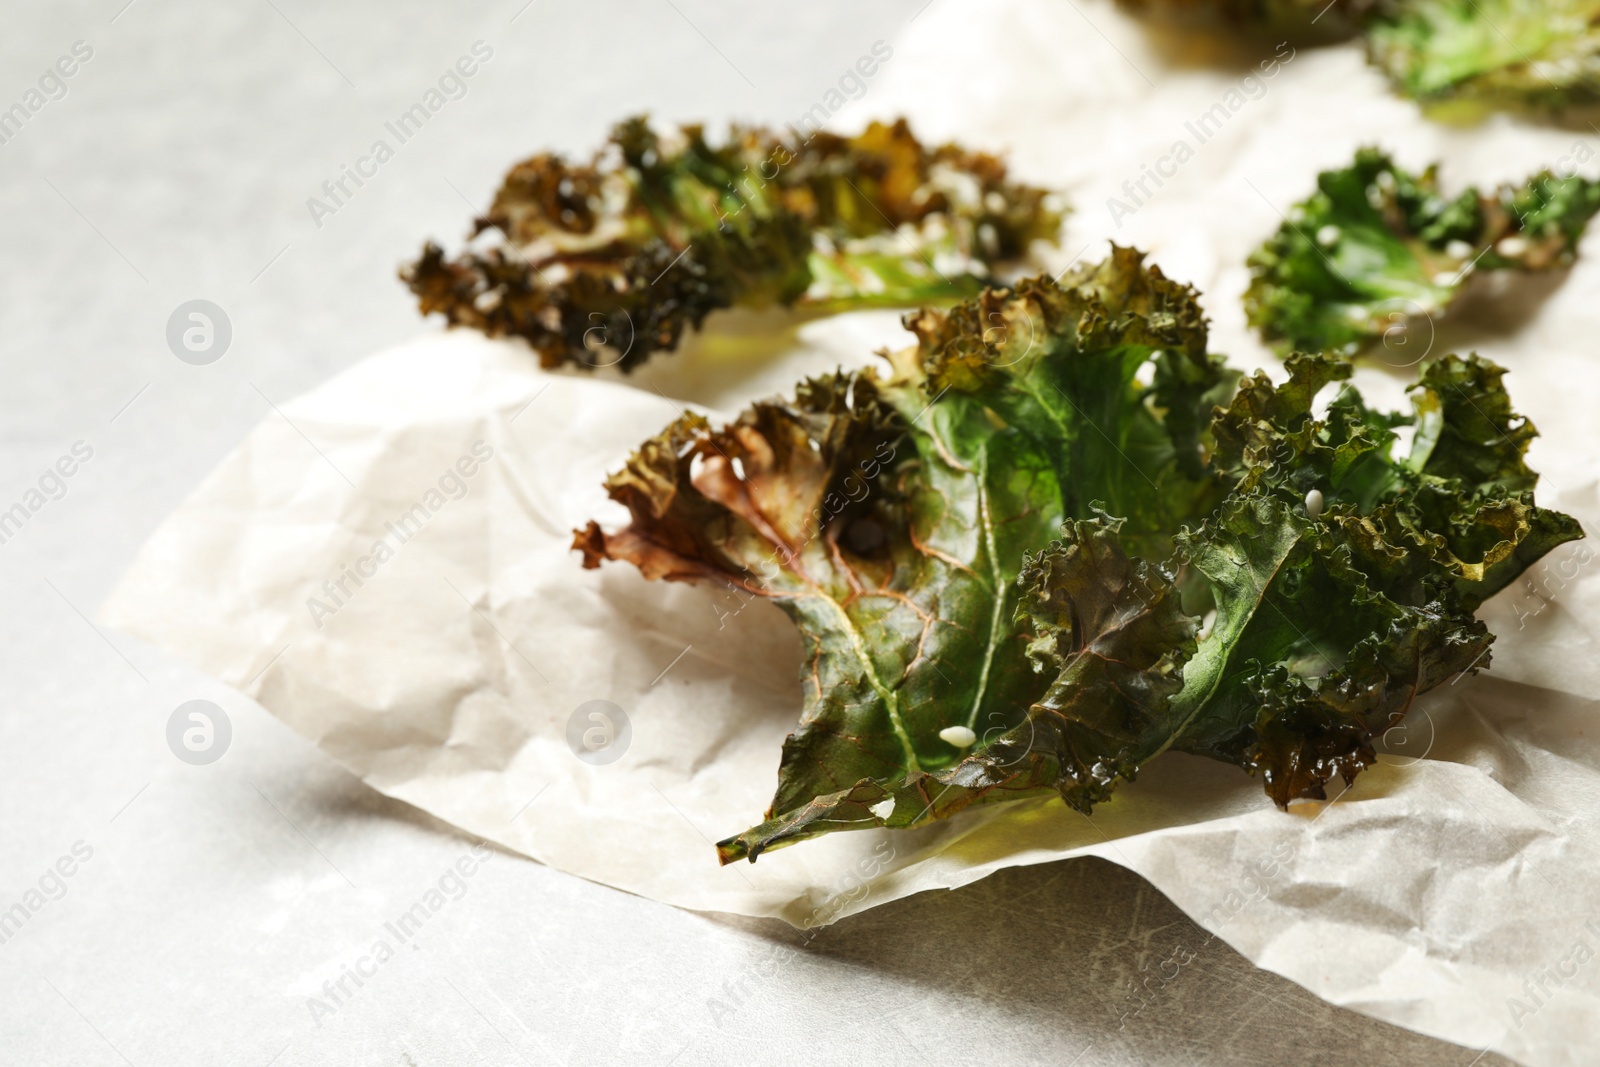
[{"left": 0, "top": 2, "right": 1507, "bottom": 1064}]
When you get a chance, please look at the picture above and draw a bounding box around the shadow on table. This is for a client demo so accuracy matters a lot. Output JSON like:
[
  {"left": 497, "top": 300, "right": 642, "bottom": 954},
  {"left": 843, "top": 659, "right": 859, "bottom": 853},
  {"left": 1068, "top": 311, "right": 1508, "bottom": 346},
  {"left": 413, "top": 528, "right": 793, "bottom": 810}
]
[
  {"left": 299, "top": 726, "right": 1511, "bottom": 1065},
  {"left": 709, "top": 857, "right": 1510, "bottom": 1067}
]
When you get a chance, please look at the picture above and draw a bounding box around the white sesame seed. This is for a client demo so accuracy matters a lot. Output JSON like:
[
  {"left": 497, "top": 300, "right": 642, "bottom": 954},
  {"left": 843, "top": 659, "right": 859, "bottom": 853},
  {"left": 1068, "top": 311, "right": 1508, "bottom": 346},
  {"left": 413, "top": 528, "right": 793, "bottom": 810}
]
[
  {"left": 1305, "top": 488, "right": 1325, "bottom": 519},
  {"left": 939, "top": 725, "right": 977, "bottom": 747}
]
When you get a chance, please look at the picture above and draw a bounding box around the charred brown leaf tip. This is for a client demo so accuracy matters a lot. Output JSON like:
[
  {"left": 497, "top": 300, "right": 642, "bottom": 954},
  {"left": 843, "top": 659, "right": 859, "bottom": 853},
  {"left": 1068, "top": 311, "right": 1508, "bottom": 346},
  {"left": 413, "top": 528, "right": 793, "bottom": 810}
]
[
  {"left": 576, "top": 410, "right": 748, "bottom": 583},
  {"left": 572, "top": 522, "right": 608, "bottom": 570},
  {"left": 482, "top": 149, "right": 604, "bottom": 242},
  {"left": 574, "top": 370, "right": 907, "bottom": 587},
  {"left": 404, "top": 116, "right": 1064, "bottom": 371}
]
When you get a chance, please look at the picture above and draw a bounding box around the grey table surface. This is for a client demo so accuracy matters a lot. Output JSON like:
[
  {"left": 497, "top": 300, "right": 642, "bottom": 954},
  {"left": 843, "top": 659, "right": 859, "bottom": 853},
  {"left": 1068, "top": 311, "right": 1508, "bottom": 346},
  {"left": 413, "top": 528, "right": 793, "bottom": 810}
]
[{"left": 0, "top": 2, "right": 1509, "bottom": 1064}]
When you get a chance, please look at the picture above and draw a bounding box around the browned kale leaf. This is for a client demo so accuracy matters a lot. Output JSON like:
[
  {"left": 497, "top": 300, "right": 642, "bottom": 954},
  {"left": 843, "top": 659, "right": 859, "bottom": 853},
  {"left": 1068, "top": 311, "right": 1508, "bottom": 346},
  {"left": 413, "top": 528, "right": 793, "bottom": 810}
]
[
  {"left": 405, "top": 117, "right": 1064, "bottom": 371},
  {"left": 579, "top": 253, "right": 1579, "bottom": 862}
]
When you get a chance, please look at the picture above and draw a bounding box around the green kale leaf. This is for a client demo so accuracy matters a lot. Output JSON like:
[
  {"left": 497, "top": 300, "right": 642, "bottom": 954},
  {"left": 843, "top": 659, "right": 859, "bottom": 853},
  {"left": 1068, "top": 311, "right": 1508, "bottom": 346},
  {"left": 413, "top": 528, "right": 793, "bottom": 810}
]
[
  {"left": 1114, "top": 0, "right": 1376, "bottom": 39},
  {"left": 1169, "top": 352, "right": 1578, "bottom": 801},
  {"left": 576, "top": 248, "right": 1226, "bottom": 859},
  {"left": 1244, "top": 148, "right": 1600, "bottom": 357},
  {"left": 579, "top": 254, "right": 1578, "bottom": 862},
  {"left": 1366, "top": 0, "right": 1600, "bottom": 110},
  {"left": 403, "top": 117, "right": 1064, "bottom": 372}
]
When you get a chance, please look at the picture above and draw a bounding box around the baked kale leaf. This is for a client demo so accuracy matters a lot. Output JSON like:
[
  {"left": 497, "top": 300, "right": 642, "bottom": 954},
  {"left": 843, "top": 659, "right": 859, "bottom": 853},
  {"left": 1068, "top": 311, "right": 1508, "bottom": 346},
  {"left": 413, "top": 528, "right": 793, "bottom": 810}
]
[
  {"left": 576, "top": 248, "right": 1226, "bottom": 858},
  {"left": 1244, "top": 148, "right": 1600, "bottom": 357},
  {"left": 1113, "top": 0, "right": 1375, "bottom": 38},
  {"left": 1116, "top": 0, "right": 1600, "bottom": 112},
  {"left": 578, "top": 252, "right": 1578, "bottom": 863},
  {"left": 403, "top": 117, "right": 1063, "bottom": 372},
  {"left": 1171, "top": 353, "right": 1578, "bottom": 801},
  {"left": 1366, "top": 0, "right": 1600, "bottom": 110}
]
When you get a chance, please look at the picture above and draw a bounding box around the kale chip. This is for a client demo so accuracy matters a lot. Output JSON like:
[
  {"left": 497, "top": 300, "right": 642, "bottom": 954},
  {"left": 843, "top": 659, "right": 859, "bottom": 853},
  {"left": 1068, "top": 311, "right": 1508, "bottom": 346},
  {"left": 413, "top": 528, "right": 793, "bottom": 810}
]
[
  {"left": 579, "top": 251, "right": 1578, "bottom": 862},
  {"left": 404, "top": 117, "right": 1063, "bottom": 372},
  {"left": 1245, "top": 148, "right": 1600, "bottom": 357},
  {"left": 1367, "top": 0, "right": 1600, "bottom": 110}
]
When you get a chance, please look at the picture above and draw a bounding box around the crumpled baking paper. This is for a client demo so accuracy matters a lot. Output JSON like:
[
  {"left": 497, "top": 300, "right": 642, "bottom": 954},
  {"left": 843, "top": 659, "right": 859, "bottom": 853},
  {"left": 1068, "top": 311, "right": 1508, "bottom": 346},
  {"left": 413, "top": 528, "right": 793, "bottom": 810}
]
[
  {"left": 100, "top": 2, "right": 1600, "bottom": 1063},
  {"left": 101, "top": 326, "right": 1600, "bottom": 1066}
]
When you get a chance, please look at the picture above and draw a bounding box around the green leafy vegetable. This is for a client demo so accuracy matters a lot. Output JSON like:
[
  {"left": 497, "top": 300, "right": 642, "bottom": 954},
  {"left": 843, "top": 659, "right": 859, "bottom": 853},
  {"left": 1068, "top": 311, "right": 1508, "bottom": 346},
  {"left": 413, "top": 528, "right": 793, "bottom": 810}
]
[
  {"left": 1113, "top": 0, "right": 1375, "bottom": 38},
  {"left": 1367, "top": 0, "right": 1600, "bottom": 110},
  {"left": 403, "top": 116, "right": 1064, "bottom": 371},
  {"left": 1170, "top": 353, "right": 1578, "bottom": 800},
  {"left": 578, "top": 252, "right": 1578, "bottom": 863},
  {"left": 1116, "top": 0, "right": 1600, "bottom": 112},
  {"left": 1244, "top": 148, "right": 1600, "bottom": 357},
  {"left": 576, "top": 248, "right": 1227, "bottom": 856}
]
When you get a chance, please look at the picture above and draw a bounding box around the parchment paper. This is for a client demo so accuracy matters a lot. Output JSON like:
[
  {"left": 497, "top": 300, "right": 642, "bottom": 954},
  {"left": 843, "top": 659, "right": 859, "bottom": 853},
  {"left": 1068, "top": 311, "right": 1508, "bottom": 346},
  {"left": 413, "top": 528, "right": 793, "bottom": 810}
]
[{"left": 100, "top": 2, "right": 1600, "bottom": 1064}]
